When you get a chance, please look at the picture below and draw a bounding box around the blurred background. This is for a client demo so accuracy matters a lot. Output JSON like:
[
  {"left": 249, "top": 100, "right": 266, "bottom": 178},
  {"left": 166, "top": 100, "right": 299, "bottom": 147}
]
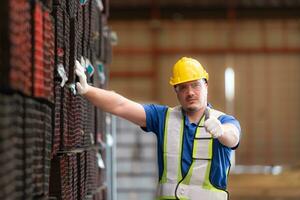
[
  {"left": 109, "top": 0, "right": 300, "bottom": 200},
  {"left": 0, "top": 0, "right": 300, "bottom": 200}
]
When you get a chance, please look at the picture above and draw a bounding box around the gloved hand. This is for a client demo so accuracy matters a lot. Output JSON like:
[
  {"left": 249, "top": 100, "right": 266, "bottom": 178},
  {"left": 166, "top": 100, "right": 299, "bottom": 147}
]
[
  {"left": 75, "top": 60, "right": 90, "bottom": 95},
  {"left": 204, "top": 116, "right": 224, "bottom": 138}
]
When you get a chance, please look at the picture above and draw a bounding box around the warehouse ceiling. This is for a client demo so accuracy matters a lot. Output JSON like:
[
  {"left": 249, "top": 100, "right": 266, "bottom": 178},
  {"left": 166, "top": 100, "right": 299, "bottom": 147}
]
[{"left": 109, "top": 0, "right": 300, "bottom": 19}]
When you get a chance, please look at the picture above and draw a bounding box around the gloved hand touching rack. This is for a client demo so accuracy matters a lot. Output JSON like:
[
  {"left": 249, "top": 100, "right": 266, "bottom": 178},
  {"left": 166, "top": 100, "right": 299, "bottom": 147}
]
[{"left": 75, "top": 60, "right": 91, "bottom": 95}]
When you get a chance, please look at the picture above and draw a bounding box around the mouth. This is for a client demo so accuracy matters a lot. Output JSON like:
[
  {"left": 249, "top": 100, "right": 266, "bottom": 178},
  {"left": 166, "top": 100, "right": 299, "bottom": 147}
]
[{"left": 186, "top": 98, "right": 196, "bottom": 103}]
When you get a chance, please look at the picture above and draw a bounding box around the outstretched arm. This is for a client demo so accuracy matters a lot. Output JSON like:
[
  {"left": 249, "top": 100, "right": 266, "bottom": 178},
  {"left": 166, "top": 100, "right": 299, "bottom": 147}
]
[
  {"left": 204, "top": 117, "right": 239, "bottom": 148},
  {"left": 75, "top": 61, "right": 146, "bottom": 127}
]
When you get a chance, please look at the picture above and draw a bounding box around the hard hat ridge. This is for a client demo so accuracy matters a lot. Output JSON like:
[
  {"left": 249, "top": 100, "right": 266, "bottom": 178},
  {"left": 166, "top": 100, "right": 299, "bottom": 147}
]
[{"left": 169, "top": 57, "right": 209, "bottom": 86}]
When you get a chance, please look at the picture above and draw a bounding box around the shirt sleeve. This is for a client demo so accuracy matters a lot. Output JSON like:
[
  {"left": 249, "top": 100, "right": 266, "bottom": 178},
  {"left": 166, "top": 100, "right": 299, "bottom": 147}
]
[
  {"left": 218, "top": 115, "right": 241, "bottom": 133},
  {"left": 218, "top": 114, "right": 241, "bottom": 149},
  {"left": 141, "top": 104, "right": 168, "bottom": 135}
]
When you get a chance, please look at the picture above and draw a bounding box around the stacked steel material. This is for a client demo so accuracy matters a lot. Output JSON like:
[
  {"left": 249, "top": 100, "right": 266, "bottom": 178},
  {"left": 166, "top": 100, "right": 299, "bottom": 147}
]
[
  {"left": 62, "top": 86, "right": 71, "bottom": 149},
  {"left": 43, "top": 9, "right": 55, "bottom": 103},
  {"left": 63, "top": 155, "right": 73, "bottom": 200},
  {"left": 42, "top": 104, "right": 53, "bottom": 197},
  {"left": 67, "top": 0, "right": 80, "bottom": 83},
  {"left": 68, "top": 16, "right": 77, "bottom": 83},
  {"left": 1, "top": 0, "right": 112, "bottom": 199},
  {"left": 76, "top": 4, "right": 84, "bottom": 59},
  {"left": 53, "top": 4, "right": 64, "bottom": 66},
  {"left": 0, "top": 94, "right": 23, "bottom": 199},
  {"left": 33, "top": 2, "right": 45, "bottom": 99},
  {"left": 66, "top": 0, "right": 78, "bottom": 19},
  {"left": 0, "top": 0, "right": 32, "bottom": 95},
  {"left": 64, "top": 10, "right": 70, "bottom": 74},
  {"left": 49, "top": 155, "right": 72, "bottom": 200},
  {"left": 89, "top": 0, "right": 102, "bottom": 58},
  {"left": 12, "top": 96, "right": 25, "bottom": 200},
  {"left": 69, "top": 154, "right": 78, "bottom": 200},
  {"left": 52, "top": 79, "right": 62, "bottom": 157},
  {"left": 69, "top": 95, "right": 85, "bottom": 148},
  {"left": 52, "top": 0, "right": 64, "bottom": 154},
  {"left": 86, "top": 148, "right": 99, "bottom": 195},
  {"left": 53, "top": 0, "right": 66, "bottom": 10},
  {"left": 86, "top": 100, "right": 96, "bottom": 146},
  {"left": 82, "top": 1, "right": 90, "bottom": 58},
  {"left": 24, "top": 98, "right": 43, "bottom": 198},
  {"left": 24, "top": 98, "right": 53, "bottom": 199},
  {"left": 43, "top": 0, "right": 53, "bottom": 11},
  {"left": 68, "top": 93, "right": 77, "bottom": 148},
  {"left": 0, "top": 94, "right": 53, "bottom": 199},
  {"left": 77, "top": 152, "right": 87, "bottom": 199}
]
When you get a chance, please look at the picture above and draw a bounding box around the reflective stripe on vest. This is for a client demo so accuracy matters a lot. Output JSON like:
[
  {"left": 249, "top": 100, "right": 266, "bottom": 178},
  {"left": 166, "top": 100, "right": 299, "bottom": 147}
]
[{"left": 157, "top": 107, "right": 228, "bottom": 200}]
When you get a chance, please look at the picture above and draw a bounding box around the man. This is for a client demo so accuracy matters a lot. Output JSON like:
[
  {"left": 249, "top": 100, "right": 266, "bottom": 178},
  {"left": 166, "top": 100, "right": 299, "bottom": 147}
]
[{"left": 75, "top": 57, "right": 241, "bottom": 200}]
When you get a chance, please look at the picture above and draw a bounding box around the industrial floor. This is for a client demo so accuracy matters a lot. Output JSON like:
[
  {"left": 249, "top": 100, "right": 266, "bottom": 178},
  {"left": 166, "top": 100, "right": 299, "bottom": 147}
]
[{"left": 228, "top": 169, "right": 300, "bottom": 200}]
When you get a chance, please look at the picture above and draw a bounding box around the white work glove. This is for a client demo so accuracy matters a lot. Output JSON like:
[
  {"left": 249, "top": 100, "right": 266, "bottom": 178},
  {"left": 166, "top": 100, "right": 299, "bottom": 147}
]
[
  {"left": 204, "top": 116, "right": 224, "bottom": 138},
  {"left": 75, "top": 60, "right": 90, "bottom": 95}
]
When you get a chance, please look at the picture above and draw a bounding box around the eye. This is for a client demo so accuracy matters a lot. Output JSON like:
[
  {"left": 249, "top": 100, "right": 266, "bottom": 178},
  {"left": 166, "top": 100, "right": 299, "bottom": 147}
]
[{"left": 191, "top": 82, "right": 201, "bottom": 88}]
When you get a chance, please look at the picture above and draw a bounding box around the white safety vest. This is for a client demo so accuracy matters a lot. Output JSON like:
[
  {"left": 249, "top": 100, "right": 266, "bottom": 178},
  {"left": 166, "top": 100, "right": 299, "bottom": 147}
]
[{"left": 156, "top": 106, "right": 229, "bottom": 200}]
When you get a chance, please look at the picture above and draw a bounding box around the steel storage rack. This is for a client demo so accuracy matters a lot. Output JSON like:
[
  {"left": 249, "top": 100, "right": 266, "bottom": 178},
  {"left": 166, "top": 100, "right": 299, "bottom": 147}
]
[{"left": 0, "top": 0, "right": 113, "bottom": 199}]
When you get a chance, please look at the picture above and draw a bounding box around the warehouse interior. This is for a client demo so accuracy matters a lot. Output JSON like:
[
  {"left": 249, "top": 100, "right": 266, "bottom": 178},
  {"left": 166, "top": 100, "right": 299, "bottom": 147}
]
[{"left": 1, "top": 0, "right": 300, "bottom": 200}]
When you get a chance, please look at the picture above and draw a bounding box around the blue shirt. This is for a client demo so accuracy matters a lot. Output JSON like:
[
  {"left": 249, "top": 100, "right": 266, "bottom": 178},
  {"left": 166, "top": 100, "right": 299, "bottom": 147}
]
[{"left": 142, "top": 104, "right": 241, "bottom": 190}]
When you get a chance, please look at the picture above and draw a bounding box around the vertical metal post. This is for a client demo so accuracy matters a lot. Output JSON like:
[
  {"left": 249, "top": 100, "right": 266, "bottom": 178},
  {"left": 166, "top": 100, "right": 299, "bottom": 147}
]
[
  {"left": 105, "top": 114, "right": 117, "bottom": 200},
  {"left": 111, "top": 115, "right": 117, "bottom": 200}
]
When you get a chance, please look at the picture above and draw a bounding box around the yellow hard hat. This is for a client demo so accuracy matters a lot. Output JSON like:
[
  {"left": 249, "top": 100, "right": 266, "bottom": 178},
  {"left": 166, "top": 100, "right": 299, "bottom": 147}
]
[{"left": 169, "top": 57, "right": 209, "bottom": 86}]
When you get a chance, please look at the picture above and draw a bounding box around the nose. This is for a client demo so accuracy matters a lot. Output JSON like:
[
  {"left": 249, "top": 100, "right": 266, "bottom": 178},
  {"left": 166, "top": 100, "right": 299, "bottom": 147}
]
[{"left": 186, "top": 85, "right": 195, "bottom": 96}]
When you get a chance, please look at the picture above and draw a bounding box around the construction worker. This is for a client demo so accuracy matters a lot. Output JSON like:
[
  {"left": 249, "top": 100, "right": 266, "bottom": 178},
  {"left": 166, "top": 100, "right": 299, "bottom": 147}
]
[{"left": 75, "top": 57, "right": 241, "bottom": 200}]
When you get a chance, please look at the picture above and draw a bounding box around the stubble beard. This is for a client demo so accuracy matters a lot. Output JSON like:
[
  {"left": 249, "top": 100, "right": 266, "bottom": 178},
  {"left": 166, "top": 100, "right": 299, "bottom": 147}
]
[{"left": 184, "top": 98, "right": 206, "bottom": 114}]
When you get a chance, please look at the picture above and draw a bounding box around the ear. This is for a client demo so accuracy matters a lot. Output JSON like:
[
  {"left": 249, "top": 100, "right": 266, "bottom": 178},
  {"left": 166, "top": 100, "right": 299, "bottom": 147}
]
[{"left": 173, "top": 86, "right": 178, "bottom": 93}]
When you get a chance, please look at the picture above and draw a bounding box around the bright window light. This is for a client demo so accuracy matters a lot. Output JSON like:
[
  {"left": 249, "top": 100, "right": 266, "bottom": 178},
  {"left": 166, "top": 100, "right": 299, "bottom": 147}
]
[{"left": 225, "top": 67, "right": 235, "bottom": 102}]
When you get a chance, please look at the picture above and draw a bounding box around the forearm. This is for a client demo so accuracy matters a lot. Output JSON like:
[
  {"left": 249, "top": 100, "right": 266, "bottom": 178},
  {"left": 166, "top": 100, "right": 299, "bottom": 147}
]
[
  {"left": 75, "top": 61, "right": 146, "bottom": 126},
  {"left": 82, "top": 85, "right": 146, "bottom": 126},
  {"left": 83, "top": 85, "right": 128, "bottom": 114},
  {"left": 218, "top": 124, "right": 239, "bottom": 148}
]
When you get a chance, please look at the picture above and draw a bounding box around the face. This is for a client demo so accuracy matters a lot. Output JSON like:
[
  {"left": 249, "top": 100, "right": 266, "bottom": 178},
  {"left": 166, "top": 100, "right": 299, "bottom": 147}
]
[{"left": 175, "top": 79, "right": 208, "bottom": 113}]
